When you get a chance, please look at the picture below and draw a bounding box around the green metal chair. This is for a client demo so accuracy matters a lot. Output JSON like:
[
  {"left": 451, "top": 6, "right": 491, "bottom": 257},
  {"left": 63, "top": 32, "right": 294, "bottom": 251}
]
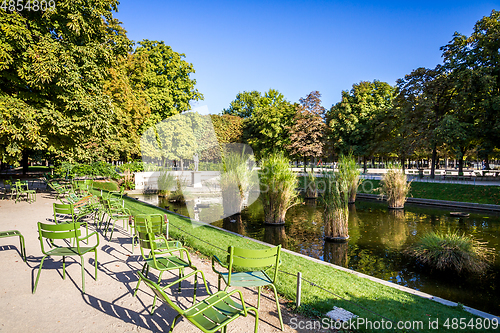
[
  {"left": 133, "top": 216, "right": 195, "bottom": 310},
  {"left": 212, "top": 245, "right": 284, "bottom": 331},
  {"left": 14, "top": 180, "right": 36, "bottom": 203},
  {"left": 102, "top": 198, "right": 131, "bottom": 240},
  {"left": 47, "top": 181, "right": 72, "bottom": 200},
  {"left": 34, "top": 222, "right": 99, "bottom": 294},
  {"left": 132, "top": 214, "right": 181, "bottom": 254},
  {"left": 137, "top": 269, "right": 259, "bottom": 333},
  {"left": 0, "top": 230, "right": 26, "bottom": 261},
  {"left": 53, "top": 202, "right": 89, "bottom": 243}
]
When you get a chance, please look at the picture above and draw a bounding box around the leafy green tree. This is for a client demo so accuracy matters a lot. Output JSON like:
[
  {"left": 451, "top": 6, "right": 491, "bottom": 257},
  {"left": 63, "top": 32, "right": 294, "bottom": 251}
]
[
  {"left": 134, "top": 40, "right": 203, "bottom": 122},
  {"left": 287, "top": 91, "right": 326, "bottom": 171},
  {"left": 103, "top": 53, "right": 151, "bottom": 161},
  {"left": 222, "top": 91, "right": 263, "bottom": 118},
  {"left": 327, "top": 81, "right": 395, "bottom": 171},
  {"left": 441, "top": 10, "right": 500, "bottom": 168},
  {"left": 243, "top": 89, "right": 295, "bottom": 159},
  {"left": 396, "top": 66, "right": 458, "bottom": 178},
  {"left": 0, "top": 1, "right": 131, "bottom": 170},
  {"left": 210, "top": 114, "right": 244, "bottom": 144}
]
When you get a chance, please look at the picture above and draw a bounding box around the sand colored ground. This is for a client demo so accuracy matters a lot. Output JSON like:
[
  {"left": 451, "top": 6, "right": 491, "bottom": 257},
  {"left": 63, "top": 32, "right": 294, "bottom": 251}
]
[{"left": 0, "top": 192, "right": 334, "bottom": 333}]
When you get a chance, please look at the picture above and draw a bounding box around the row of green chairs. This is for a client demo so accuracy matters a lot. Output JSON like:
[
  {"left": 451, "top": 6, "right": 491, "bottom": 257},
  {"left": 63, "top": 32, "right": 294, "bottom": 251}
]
[{"left": 132, "top": 214, "right": 283, "bottom": 332}]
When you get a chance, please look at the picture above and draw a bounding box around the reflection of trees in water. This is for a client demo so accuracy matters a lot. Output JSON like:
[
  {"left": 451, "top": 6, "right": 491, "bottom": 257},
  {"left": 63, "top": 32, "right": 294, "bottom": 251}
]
[
  {"left": 263, "top": 225, "right": 287, "bottom": 247},
  {"left": 222, "top": 214, "right": 245, "bottom": 235},
  {"left": 323, "top": 241, "right": 349, "bottom": 267}
]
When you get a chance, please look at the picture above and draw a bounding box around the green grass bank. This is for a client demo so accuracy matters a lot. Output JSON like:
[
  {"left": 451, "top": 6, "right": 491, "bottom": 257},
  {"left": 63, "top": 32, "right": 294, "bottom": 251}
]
[
  {"left": 357, "top": 179, "right": 500, "bottom": 205},
  {"left": 118, "top": 193, "right": 494, "bottom": 332}
]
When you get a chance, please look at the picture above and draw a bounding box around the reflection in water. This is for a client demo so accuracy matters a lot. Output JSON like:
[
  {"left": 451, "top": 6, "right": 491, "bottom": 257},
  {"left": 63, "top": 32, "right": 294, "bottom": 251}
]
[
  {"left": 263, "top": 225, "right": 287, "bottom": 247},
  {"left": 130, "top": 193, "right": 500, "bottom": 316},
  {"left": 324, "top": 241, "right": 349, "bottom": 267},
  {"left": 222, "top": 214, "right": 245, "bottom": 235}
]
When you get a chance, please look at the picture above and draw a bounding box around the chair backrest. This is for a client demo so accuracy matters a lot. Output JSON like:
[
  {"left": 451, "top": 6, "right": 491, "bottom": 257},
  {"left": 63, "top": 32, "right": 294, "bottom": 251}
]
[
  {"left": 53, "top": 202, "right": 76, "bottom": 223},
  {"left": 134, "top": 214, "right": 168, "bottom": 257},
  {"left": 227, "top": 245, "right": 281, "bottom": 285},
  {"left": 37, "top": 222, "right": 82, "bottom": 255}
]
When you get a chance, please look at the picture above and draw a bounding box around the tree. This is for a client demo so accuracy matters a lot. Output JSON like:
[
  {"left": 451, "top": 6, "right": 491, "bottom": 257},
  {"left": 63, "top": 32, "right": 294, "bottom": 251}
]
[
  {"left": 222, "top": 91, "right": 263, "bottom": 118},
  {"left": 0, "top": 1, "right": 131, "bottom": 169},
  {"left": 396, "top": 66, "right": 458, "bottom": 178},
  {"left": 243, "top": 89, "right": 295, "bottom": 159},
  {"left": 103, "top": 53, "right": 151, "bottom": 161},
  {"left": 441, "top": 10, "right": 500, "bottom": 169},
  {"left": 134, "top": 40, "right": 203, "bottom": 122},
  {"left": 327, "top": 81, "right": 395, "bottom": 171},
  {"left": 287, "top": 91, "right": 326, "bottom": 171},
  {"left": 210, "top": 114, "right": 244, "bottom": 144}
]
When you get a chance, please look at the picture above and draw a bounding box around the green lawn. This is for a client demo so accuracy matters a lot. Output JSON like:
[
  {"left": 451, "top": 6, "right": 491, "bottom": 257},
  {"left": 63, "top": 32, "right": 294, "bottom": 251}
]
[
  {"left": 118, "top": 193, "right": 491, "bottom": 332},
  {"left": 357, "top": 179, "right": 500, "bottom": 205}
]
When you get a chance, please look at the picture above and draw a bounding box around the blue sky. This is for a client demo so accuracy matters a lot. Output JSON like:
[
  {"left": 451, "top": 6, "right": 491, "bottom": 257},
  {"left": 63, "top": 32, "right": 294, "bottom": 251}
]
[{"left": 114, "top": 1, "right": 497, "bottom": 115}]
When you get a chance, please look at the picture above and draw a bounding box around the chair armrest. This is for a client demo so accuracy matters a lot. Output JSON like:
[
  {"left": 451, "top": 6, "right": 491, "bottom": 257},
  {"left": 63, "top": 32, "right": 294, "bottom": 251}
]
[
  {"left": 78, "top": 231, "right": 100, "bottom": 247},
  {"left": 212, "top": 255, "right": 228, "bottom": 275}
]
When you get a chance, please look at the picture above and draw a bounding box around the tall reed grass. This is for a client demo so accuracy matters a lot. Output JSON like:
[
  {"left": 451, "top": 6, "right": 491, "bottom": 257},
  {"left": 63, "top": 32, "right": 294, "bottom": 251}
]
[
  {"left": 320, "top": 171, "right": 350, "bottom": 240},
  {"left": 379, "top": 165, "right": 411, "bottom": 208},
  {"left": 220, "top": 147, "right": 256, "bottom": 215},
  {"left": 157, "top": 171, "right": 176, "bottom": 197},
  {"left": 338, "top": 154, "right": 362, "bottom": 203},
  {"left": 259, "top": 152, "right": 300, "bottom": 224},
  {"left": 406, "top": 231, "right": 494, "bottom": 274}
]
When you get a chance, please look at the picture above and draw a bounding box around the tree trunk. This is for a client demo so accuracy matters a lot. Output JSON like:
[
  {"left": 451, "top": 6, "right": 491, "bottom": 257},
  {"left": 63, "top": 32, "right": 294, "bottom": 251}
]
[
  {"left": 430, "top": 144, "right": 437, "bottom": 179},
  {"left": 401, "top": 156, "right": 406, "bottom": 173},
  {"left": 363, "top": 156, "right": 367, "bottom": 174},
  {"left": 303, "top": 155, "right": 307, "bottom": 173},
  {"left": 22, "top": 150, "right": 29, "bottom": 175}
]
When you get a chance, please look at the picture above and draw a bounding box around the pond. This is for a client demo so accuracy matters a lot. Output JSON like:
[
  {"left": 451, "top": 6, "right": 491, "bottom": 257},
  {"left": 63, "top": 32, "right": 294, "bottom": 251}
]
[{"left": 130, "top": 194, "right": 500, "bottom": 316}]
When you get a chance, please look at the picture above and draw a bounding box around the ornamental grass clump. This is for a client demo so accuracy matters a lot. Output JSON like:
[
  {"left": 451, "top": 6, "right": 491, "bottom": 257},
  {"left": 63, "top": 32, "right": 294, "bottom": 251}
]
[
  {"left": 379, "top": 165, "right": 411, "bottom": 208},
  {"left": 320, "top": 171, "right": 350, "bottom": 240},
  {"left": 338, "top": 154, "right": 362, "bottom": 203},
  {"left": 407, "top": 231, "right": 495, "bottom": 274},
  {"left": 259, "top": 152, "right": 300, "bottom": 224},
  {"left": 220, "top": 148, "right": 256, "bottom": 216},
  {"left": 157, "top": 171, "right": 176, "bottom": 197}
]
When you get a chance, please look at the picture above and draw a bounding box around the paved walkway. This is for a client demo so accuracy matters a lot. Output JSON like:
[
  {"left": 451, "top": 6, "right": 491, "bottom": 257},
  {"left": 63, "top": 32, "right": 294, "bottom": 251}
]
[{"left": 0, "top": 193, "right": 325, "bottom": 332}]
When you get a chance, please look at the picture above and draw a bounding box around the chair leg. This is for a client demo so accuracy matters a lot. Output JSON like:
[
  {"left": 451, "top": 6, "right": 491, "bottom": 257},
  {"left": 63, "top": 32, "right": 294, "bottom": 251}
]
[
  {"left": 134, "top": 263, "right": 148, "bottom": 297},
  {"left": 249, "top": 307, "right": 260, "bottom": 333},
  {"left": 270, "top": 284, "right": 284, "bottom": 331},
  {"left": 94, "top": 249, "right": 98, "bottom": 280},
  {"left": 169, "top": 314, "right": 183, "bottom": 332},
  {"left": 18, "top": 234, "right": 26, "bottom": 262},
  {"left": 33, "top": 255, "right": 47, "bottom": 294}
]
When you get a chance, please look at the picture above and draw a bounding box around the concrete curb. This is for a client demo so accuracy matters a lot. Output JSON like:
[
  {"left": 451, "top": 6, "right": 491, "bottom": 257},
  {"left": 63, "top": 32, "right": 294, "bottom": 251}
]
[
  {"left": 356, "top": 193, "right": 500, "bottom": 213},
  {"left": 127, "top": 194, "right": 499, "bottom": 320}
]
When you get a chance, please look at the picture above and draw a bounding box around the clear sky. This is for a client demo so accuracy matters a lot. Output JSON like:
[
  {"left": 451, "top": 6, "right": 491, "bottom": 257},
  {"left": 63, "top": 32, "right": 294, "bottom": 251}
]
[{"left": 114, "top": 1, "right": 497, "bottom": 115}]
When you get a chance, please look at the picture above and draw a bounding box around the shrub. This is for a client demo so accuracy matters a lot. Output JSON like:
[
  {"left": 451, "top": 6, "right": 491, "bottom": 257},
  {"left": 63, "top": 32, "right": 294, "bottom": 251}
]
[
  {"left": 118, "top": 160, "right": 144, "bottom": 173},
  {"left": 259, "top": 152, "right": 300, "bottom": 224},
  {"left": 406, "top": 231, "right": 495, "bottom": 274},
  {"left": 378, "top": 165, "right": 411, "bottom": 208}
]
